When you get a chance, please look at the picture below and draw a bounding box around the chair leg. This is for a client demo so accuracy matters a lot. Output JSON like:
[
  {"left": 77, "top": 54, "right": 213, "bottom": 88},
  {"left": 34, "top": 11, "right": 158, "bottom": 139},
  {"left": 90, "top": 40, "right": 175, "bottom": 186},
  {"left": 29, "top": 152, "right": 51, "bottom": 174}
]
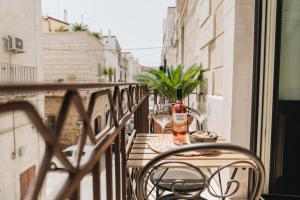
[
  {"left": 155, "top": 188, "right": 165, "bottom": 199},
  {"left": 157, "top": 193, "right": 207, "bottom": 200}
]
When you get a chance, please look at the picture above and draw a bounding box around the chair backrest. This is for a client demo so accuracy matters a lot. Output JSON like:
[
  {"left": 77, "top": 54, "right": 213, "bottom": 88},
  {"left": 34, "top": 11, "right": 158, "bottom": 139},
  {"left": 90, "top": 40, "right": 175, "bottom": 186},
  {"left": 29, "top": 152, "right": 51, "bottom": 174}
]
[{"left": 137, "top": 143, "right": 265, "bottom": 200}]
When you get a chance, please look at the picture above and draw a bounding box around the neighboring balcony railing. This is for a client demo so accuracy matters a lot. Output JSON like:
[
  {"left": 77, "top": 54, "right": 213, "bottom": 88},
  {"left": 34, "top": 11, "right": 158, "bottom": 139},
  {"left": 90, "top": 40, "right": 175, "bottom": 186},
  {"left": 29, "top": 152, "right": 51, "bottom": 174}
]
[
  {"left": 0, "top": 83, "right": 149, "bottom": 200},
  {"left": 0, "top": 61, "right": 37, "bottom": 84}
]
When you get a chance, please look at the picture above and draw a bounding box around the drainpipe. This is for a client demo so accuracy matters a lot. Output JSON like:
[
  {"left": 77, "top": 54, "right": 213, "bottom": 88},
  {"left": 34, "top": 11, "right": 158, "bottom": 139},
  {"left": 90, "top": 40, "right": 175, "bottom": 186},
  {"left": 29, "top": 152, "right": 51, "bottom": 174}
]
[
  {"left": 163, "top": 57, "right": 167, "bottom": 73},
  {"left": 11, "top": 111, "right": 16, "bottom": 160}
]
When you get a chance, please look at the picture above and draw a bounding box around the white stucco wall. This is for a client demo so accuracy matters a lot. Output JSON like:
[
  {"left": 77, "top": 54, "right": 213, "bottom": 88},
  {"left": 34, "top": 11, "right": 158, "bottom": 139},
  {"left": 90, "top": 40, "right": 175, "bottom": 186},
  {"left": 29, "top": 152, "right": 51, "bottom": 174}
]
[
  {"left": 103, "top": 36, "right": 123, "bottom": 82},
  {"left": 0, "top": 0, "right": 43, "bottom": 81},
  {"left": 0, "top": 0, "right": 45, "bottom": 199},
  {"left": 104, "top": 50, "right": 119, "bottom": 82},
  {"left": 124, "top": 53, "right": 140, "bottom": 82}
]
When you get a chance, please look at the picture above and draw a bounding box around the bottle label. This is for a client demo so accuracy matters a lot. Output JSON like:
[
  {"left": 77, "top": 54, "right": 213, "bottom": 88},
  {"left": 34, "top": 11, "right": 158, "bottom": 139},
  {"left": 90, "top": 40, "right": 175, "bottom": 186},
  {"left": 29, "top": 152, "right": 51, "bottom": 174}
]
[
  {"left": 172, "top": 113, "right": 187, "bottom": 132},
  {"left": 173, "top": 113, "right": 187, "bottom": 124}
]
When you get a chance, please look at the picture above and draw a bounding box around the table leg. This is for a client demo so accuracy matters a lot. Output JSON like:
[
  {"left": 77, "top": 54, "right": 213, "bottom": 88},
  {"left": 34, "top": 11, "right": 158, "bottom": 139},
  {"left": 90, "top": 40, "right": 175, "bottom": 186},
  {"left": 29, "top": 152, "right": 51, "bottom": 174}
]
[{"left": 133, "top": 168, "right": 142, "bottom": 200}]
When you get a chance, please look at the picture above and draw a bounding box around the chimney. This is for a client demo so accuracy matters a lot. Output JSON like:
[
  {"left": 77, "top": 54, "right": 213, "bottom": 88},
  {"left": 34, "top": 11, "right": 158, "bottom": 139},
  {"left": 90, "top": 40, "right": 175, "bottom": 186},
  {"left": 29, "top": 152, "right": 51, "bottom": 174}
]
[
  {"left": 81, "top": 14, "right": 84, "bottom": 23},
  {"left": 108, "top": 29, "right": 111, "bottom": 38},
  {"left": 63, "top": 9, "right": 68, "bottom": 22}
]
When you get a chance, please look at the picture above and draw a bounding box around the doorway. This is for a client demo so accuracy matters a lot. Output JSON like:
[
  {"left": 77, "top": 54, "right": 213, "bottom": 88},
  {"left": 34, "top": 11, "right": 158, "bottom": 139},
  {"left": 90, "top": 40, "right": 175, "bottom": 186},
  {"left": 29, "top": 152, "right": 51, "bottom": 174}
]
[
  {"left": 20, "top": 165, "right": 36, "bottom": 199},
  {"left": 269, "top": 0, "right": 300, "bottom": 195}
]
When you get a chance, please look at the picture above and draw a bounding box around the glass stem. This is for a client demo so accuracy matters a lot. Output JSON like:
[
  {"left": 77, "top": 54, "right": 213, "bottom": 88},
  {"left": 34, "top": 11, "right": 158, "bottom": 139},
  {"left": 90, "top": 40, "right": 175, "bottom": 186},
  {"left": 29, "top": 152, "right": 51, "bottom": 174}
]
[{"left": 161, "top": 126, "right": 165, "bottom": 143}]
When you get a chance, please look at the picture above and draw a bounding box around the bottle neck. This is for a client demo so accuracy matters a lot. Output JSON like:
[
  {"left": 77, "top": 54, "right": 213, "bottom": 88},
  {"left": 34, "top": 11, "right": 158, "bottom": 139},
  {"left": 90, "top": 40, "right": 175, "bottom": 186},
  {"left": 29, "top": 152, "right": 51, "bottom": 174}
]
[{"left": 176, "top": 99, "right": 183, "bottom": 104}]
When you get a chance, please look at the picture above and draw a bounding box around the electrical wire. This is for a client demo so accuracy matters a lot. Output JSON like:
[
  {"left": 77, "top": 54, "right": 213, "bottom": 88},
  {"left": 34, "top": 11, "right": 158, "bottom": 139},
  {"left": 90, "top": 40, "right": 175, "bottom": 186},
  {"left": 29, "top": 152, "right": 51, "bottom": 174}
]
[{"left": 43, "top": 46, "right": 170, "bottom": 52}]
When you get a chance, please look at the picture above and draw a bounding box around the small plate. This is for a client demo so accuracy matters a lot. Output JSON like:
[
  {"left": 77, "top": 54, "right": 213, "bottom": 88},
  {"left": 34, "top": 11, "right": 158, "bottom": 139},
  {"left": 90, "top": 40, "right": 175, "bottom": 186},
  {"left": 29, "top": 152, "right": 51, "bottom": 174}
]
[{"left": 189, "top": 130, "right": 218, "bottom": 143}]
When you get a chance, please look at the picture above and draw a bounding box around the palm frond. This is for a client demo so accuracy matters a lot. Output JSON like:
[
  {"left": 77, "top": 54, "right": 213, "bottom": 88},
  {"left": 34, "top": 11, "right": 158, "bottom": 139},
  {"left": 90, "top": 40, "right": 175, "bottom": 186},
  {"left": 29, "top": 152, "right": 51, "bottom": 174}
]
[
  {"left": 135, "top": 64, "right": 204, "bottom": 101},
  {"left": 71, "top": 23, "right": 89, "bottom": 32}
]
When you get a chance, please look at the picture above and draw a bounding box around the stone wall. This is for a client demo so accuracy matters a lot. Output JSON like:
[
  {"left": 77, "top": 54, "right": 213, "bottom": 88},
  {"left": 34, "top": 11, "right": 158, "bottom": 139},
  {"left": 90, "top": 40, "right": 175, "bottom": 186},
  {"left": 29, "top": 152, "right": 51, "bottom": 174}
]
[
  {"left": 173, "top": 1, "right": 255, "bottom": 197},
  {"left": 43, "top": 32, "right": 105, "bottom": 83},
  {"left": 45, "top": 92, "right": 107, "bottom": 149},
  {"left": 175, "top": 0, "right": 255, "bottom": 149}
]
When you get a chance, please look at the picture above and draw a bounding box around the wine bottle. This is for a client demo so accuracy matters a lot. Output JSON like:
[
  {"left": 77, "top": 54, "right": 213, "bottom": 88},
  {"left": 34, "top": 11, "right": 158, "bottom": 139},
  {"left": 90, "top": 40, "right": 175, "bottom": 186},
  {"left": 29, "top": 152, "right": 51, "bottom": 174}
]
[{"left": 172, "top": 88, "right": 188, "bottom": 145}]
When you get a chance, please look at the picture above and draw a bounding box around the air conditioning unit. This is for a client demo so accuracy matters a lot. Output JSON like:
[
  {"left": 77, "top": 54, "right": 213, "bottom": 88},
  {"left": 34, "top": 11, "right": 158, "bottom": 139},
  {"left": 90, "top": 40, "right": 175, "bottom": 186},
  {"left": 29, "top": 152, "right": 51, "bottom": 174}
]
[{"left": 4, "top": 35, "right": 24, "bottom": 53}]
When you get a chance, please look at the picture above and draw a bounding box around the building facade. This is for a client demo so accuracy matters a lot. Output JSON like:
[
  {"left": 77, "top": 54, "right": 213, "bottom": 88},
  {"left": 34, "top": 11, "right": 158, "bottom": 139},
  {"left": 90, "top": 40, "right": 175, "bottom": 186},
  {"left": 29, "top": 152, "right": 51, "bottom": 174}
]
[
  {"left": 120, "top": 53, "right": 129, "bottom": 82},
  {"left": 161, "top": 1, "right": 256, "bottom": 197},
  {"left": 161, "top": 7, "right": 177, "bottom": 67},
  {"left": 0, "top": 0, "right": 45, "bottom": 199},
  {"left": 42, "top": 16, "right": 70, "bottom": 33},
  {"left": 102, "top": 35, "right": 122, "bottom": 82},
  {"left": 168, "top": 0, "right": 255, "bottom": 149},
  {"left": 122, "top": 52, "right": 141, "bottom": 82},
  {"left": 43, "top": 30, "right": 108, "bottom": 149},
  {"left": 43, "top": 31, "right": 105, "bottom": 83},
  {"left": 44, "top": 91, "right": 108, "bottom": 149}
]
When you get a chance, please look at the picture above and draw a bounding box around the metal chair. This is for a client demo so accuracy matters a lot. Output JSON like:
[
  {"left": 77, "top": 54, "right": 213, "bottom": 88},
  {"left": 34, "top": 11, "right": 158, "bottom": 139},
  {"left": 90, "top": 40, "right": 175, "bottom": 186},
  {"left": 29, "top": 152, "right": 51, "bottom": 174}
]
[{"left": 137, "top": 143, "right": 265, "bottom": 200}]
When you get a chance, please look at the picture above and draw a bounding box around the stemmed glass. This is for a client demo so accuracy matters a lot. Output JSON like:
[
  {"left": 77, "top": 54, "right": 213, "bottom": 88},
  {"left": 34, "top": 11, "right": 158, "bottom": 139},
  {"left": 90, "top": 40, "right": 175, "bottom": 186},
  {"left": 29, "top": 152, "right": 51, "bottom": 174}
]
[
  {"left": 191, "top": 100, "right": 210, "bottom": 130},
  {"left": 152, "top": 103, "right": 173, "bottom": 145}
]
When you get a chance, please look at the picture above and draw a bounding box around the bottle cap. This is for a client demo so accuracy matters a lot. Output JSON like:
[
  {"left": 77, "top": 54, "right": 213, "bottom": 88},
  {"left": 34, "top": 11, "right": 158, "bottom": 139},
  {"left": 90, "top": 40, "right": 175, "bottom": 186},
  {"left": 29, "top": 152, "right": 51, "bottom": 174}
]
[{"left": 177, "top": 88, "right": 183, "bottom": 100}]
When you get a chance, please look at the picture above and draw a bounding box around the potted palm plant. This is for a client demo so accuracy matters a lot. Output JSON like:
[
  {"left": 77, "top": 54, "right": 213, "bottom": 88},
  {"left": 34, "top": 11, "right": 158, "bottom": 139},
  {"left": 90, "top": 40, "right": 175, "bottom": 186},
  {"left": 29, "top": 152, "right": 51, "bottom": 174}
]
[
  {"left": 104, "top": 65, "right": 116, "bottom": 82},
  {"left": 135, "top": 65, "right": 203, "bottom": 102},
  {"left": 135, "top": 65, "right": 203, "bottom": 133}
]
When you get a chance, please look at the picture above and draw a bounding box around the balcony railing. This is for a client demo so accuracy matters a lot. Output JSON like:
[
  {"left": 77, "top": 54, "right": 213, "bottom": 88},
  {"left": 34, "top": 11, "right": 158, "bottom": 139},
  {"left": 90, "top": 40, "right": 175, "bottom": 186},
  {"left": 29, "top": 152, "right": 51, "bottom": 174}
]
[
  {"left": 0, "top": 62, "right": 37, "bottom": 85},
  {"left": 0, "top": 83, "right": 149, "bottom": 199},
  {"left": 0, "top": 84, "right": 266, "bottom": 199}
]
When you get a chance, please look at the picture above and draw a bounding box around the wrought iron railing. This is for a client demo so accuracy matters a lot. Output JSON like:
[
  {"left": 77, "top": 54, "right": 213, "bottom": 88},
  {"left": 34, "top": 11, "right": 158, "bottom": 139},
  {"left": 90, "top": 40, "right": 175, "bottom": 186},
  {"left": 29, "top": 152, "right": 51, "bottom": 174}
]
[{"left": 0, "top": 83, "right": 149, "bottom": 200}]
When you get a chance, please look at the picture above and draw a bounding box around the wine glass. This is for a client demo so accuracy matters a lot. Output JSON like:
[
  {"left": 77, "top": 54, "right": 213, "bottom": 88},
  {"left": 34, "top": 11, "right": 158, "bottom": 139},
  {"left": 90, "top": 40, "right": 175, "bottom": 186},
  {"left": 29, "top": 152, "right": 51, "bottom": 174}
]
[
  {"left": 153, "top": 104, "right": 173, "bottom": 144},
  {"left": 191, "top": 100, "right": 210, "bottom": 130}
]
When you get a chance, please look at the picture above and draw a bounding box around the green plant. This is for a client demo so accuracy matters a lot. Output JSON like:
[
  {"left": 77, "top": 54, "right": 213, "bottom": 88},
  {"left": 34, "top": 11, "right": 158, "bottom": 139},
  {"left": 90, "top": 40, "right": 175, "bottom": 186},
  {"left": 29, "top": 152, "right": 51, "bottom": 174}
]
[
  {"left": 71, "top": 23, "right": 89, "bottom": 32},
  {"left": 103, "top": 65, "right": 115, "bottom": 82},
  {"left": 92, "top": 32, "right": 102, "bottom": 40},
  {"left": 135, "top": 65, "right": 203, "bottom": 101},
  {"left": 66, "top": 73, "right": 77, "bottom": 81},
  {"left": 55, "top": 25, "right": 69, "bottom": 32}
]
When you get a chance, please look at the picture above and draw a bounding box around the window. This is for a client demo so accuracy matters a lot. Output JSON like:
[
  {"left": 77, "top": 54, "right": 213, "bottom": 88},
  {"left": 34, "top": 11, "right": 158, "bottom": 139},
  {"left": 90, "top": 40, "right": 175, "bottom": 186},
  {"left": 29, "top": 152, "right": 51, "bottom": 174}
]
[
  {"left": 114, "top": 68, "right": 116, "bottom": 82},
  {"left": 63, "top": 150, "right": 73, "bottom": 157},
  {"left": 94, "top": 115, "right": 102, "bottom": 134},
  {"left": 47, "top": 115, "right": 56, "bottom": 131},
  {"left": 97, "top": 63, "right": 102, "bottom": 77}
]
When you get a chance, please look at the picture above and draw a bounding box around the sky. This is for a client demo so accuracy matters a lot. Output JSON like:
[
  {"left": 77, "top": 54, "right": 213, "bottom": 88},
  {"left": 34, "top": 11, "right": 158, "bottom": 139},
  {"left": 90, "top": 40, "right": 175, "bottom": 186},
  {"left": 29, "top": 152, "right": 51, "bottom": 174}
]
[{"left": 42, "top": 0, "right": 176, "bottom": 67}]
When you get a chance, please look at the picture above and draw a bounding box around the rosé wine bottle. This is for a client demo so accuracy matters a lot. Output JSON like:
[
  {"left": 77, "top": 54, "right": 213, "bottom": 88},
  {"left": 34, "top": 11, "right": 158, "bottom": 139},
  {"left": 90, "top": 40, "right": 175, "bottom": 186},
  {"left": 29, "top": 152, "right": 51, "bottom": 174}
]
[{"left": 172, "top": 88, "right": 188, "bottom": 145}]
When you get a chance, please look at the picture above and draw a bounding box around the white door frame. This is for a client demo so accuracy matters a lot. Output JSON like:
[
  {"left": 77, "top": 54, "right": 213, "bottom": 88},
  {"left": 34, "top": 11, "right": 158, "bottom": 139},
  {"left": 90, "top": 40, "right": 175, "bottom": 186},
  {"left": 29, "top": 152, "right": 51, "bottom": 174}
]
[{"left": 256, "top": 0, "right": 278, "bottom": 193}]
